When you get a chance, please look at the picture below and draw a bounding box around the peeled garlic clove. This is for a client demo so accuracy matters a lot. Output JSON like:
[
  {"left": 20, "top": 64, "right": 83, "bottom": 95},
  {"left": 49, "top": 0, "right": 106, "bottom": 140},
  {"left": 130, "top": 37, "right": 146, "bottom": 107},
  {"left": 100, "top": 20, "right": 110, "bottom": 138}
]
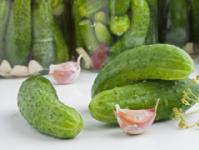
[
  {"left": 115, "top": 104, "right": 156, "bottom": 135},
  {"left": 0, "top": 60, "right": 12, "bottom": 74},
  {"left": 10, "top": 65, "right": 28, "bottom": 77},
  {"left": 49, "top": 56, "right": 81, "bottom": 84},
  {"left": 28, "top": 60, "right": 43, "bottom": 74}
]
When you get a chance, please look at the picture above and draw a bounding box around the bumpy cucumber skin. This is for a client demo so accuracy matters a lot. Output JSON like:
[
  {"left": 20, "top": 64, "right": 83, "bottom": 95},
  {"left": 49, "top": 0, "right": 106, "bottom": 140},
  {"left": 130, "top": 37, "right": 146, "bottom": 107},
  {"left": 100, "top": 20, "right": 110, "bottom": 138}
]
[
  {"left": 90, "top": 79, "right": 199, "bottom": 124},
  {"left": 32, "top": 0, "right": 55, "bottom": 67},
  {"left": 5, "top": 0, "right": 31, "bottom": 65},
  {"left": 109, "top": 0, "right": 130, "bottom": 16},
  {"left": 164, "top": 0, "right": 190, "bottom": 47},
  {"left": 191, "top": 0, "right": 199, "bottom": 43},
  {"left": 92, "top": 44, "right": 194, "bottom": 96},
  {"left": 18, "top": 76, "right": 83, "bottom": 139},
  {"left": 110, "top": 0, "right": 150, "bottom": 58}
]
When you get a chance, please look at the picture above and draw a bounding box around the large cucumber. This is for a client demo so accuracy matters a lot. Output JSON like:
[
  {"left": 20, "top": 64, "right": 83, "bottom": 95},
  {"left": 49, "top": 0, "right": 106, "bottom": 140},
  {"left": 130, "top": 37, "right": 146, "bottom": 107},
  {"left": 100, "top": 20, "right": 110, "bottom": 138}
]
[
  {"left": 110, "top": 0, "right": 150, "bottom": 58},
  {"left": 0, "top": 0, "right": 10, "bottom": 61},
  {"left": 18, "top": 75, "right": 83, "bottom": 139},
  {"left": 92, "top": 44, "right": 194, "bottom": 96},
  {"left": 190, "top": 0, "right": 199, "bottom": 43},
  {"left": 5, "top": 0, "right": 31, "bottom": 65},
  {"left": 164, "top": 0, "right": 190, "bottom": 47},
  {"left": 89, "top": 79, "right": 199, "bottom": 124},
  {"left": 32, "top": 0, "right": 55, "bottom": 67}
]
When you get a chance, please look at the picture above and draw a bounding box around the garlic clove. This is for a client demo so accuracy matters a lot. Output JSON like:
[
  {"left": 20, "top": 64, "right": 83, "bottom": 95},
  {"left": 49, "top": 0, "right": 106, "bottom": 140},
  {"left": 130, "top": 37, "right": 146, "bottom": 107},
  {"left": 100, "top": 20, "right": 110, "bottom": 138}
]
[
  {"left": 11, "top": 65, "right": 28, "bottom": 77},
  {"left": 0, "top": 60, "right": 12, "bottom": 74},
  {"left": 28, "top": 60, "right": 43, "bottom": 74},
  {"left": 49, "top": 56, "right": 81, "bottom": 84},
  {"left": 115, "top": 104, "right": 156, "bottom": 135}
]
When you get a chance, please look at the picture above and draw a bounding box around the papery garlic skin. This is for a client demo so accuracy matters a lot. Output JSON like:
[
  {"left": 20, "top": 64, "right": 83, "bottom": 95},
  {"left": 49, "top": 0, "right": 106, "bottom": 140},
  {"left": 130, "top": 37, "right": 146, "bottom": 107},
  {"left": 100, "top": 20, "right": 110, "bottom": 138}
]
[
  {"left": 115, "top": 104, "right": 156, "bottom": 135},
  {"left": 49, "top": 57, "right": 81, "bottom": 84}
]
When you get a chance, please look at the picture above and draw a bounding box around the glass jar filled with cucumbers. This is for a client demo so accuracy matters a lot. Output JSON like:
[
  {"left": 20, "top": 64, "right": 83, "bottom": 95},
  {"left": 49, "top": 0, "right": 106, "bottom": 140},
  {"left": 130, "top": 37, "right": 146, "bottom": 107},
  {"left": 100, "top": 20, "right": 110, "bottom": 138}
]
[
  {"left": 0, "top": 0, "right": 71, "bottom": 77},
  {"left": 72, "top": 0, "right": 158, "bottom": 70}
]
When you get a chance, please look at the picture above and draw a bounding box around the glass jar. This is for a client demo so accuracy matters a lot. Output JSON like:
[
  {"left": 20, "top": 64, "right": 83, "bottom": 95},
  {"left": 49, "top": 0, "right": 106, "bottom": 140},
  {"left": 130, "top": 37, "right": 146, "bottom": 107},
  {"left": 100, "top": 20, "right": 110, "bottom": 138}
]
[
  {"left": 0, "top": 0, "right": 70, "bottom": 77},
  {"left": 72, "top": 0, "right": 158, "bottom": 70}
]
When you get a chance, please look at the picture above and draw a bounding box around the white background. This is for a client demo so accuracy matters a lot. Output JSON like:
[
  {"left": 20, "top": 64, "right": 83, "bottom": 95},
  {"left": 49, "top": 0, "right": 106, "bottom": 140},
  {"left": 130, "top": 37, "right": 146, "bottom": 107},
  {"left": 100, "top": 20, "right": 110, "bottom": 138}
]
[{"left": 0, "top": 62, "right": 199, "bottom": 150}]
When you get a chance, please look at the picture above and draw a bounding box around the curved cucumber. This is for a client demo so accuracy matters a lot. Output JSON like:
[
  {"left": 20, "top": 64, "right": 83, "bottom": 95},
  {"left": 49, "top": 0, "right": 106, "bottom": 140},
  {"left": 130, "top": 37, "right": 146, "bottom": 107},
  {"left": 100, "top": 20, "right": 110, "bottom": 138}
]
[
  {"left": 18, "top": 76, "right": 83, "bottom": 139},
  {"left": 164, "top": 0, "right": 190, "bottom": 47},
  {"left": 110, "top": 0, "right": 150, "bottom": 58},
  {"left": 89, "top": 79, "right": 199, "bottom": 124},
  {"left": 0, "top": 0, "right": 10, "bottom": 61},
  {"left": 32, "top": 0, "right": 55, "bottom": 67},
  {"left": 5, "top": 0, "right": 31, "bottom": 65},
  {"left": 92, "top": 44, "right": 194, "bottom": 96}
]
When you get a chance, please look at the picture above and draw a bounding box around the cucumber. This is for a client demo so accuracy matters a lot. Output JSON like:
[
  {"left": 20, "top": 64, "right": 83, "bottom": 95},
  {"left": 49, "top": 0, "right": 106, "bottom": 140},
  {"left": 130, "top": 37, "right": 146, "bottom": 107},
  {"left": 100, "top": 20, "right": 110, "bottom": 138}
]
[
  {"left": 109, "top": 0, "right": 130, "bottom": 16},
  {"left": 32, "top": 0, "right": 55, "bottom": 67},
  {"left": 76, "top": 0, "right": 108, "bottom": 17},
  {"left": 89, "top": 79, "right": 199, "bottom": 124},
  {"left": 53, "top": 23, "right": 69, "bottom": 63},
  {"left": 164, "top": 0, "right": 190, "bottom": 47},
  {"left": 145, "top": 0, "right": 158, "bottom": 44},
  {"left": 0, "top": 0, "right": 10, "bottom": 61},
  {"left": 18, "top": 75, "right": 83, "bottom": 139},
  {"left": 109, "top": 15, "right": 130, "bottom": 36},
  {"left": 92, "top": 44, "right": 194, "bottom": 96},
  {"left": 190, "top": 0, "right": 199, "bottom": 43},
  {"left": 5, "top": 0, "right": 31, "bottom": 65},
  {"left": 110, "top": 0, "right": 150, "bottom": 58},
  {"left": 79, "top": 19, "right": 99, "bottom": 53},
  {"left": 72, "top": 0, "right": 84, "bottom": 47},
  {"left": 94, "top": 22, "right": 112, "bottom": 45}
]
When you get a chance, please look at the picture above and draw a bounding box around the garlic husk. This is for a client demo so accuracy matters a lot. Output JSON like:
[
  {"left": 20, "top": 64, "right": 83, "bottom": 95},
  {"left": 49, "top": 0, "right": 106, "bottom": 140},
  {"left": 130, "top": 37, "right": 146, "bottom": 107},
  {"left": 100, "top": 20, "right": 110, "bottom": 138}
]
[
  {"left": 115, "top": 104, "right": 156, "bottom": 135},
  {"left": 49, "top": 56, "right": 82, "bottom": 84}
]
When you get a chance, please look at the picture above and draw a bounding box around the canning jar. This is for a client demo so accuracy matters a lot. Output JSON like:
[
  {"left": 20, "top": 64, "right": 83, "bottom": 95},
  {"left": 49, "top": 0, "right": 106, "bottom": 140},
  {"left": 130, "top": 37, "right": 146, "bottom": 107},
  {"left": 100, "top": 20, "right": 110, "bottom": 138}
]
[
  {"left": 0, "top": 0, "right": 70, "bottom": 77},
  {"left": 72, "top": 0, "right": 158, "bottom": 70}
]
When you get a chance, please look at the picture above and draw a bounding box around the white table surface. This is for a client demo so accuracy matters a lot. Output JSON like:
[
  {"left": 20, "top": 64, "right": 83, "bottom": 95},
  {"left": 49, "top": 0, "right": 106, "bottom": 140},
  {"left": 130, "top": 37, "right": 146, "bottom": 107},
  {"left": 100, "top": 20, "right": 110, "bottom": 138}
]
[{"left": 0, "top": 64, "right": 199, "bottom": 150}]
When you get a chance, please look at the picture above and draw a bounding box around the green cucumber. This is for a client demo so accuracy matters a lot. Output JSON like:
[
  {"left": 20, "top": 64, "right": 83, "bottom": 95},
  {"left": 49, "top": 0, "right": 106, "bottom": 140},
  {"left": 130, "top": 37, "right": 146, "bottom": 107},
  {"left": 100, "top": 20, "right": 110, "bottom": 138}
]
[
  {"left": 0, "top": 0, "right": 10, "bottom": 61},
  {"left": 109, "top": 0, "right": 130, "bottom": 16},
  {"left": 109, "top": 15, "right": 130, "bottom": 36},
  {"left": 5, "top": 0, "right": 31, "bottom": 65},
  {"left": 110, "top": 0, "right": 150, "bottom": 58},
  {"left": 76, "top": 0, "right": 108, "bottom": 17},
  {"left": 164, "top": 0, "right": 190, "bottom": 47},
  {"left": 92, "top": 44, "right": 194, "bottom": 96},
  {"left": 89, "top": 79, "right": 199, "bottom": 124},
  {"left": 53, "top": 23, "right": 69, "bottom": 63},
  {"left": 94, "top": 22, "right": 112, "bottom": 45},
  {"left": 191, "top": 0, "right": 199, "bottom": 43},
  {"left": 72, "top": 0, "right": 84, "bottom": 47},
  {"left": 32, "top": 0, "right": 55, "bottom": 67},
  {"left": 145, "top": 0, "right": 158, "bottom": 44},
  {"left": 18, "top": 75, "right": 83, "bottom": 139},
  {"left": 79, "top": 19, "right": 99, "bottom": 53}
]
